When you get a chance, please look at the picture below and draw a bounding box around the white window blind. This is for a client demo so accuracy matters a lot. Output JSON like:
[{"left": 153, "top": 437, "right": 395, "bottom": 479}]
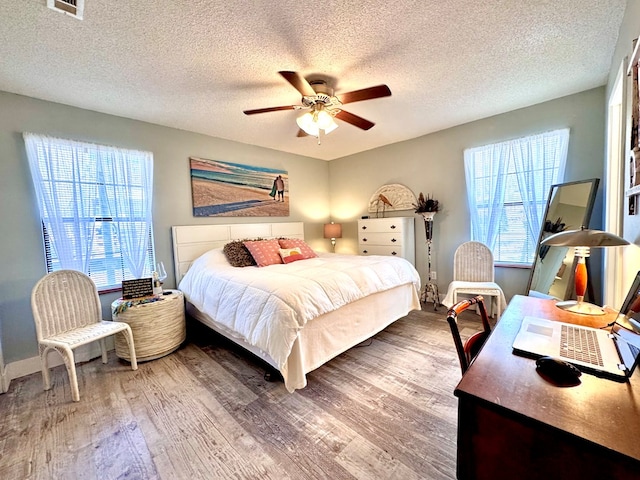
[
  {"left": 24, "top": 133, "right": 155, "bottom": 291},
  {"left": 464, "top": 129, "right": 569, "bottom": 264}
]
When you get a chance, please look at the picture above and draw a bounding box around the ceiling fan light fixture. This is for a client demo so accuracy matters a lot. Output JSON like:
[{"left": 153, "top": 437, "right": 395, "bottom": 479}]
[
  {"left": 296, "top": 108, "right": 338, "bottom": 137},
  {"left": 323, "top": 117, "right": 339, "bottom": 134},
  {"left": 316, "top": 109, "right": 333, "bottom": 129},
  {"left": 296, "top": 111, "right": 318, "bottom": 136}
]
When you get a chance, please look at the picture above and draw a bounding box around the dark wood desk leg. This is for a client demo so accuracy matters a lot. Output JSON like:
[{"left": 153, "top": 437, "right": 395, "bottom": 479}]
[{"left": 456, "top": 397, "right": 474, "bottom": 480}]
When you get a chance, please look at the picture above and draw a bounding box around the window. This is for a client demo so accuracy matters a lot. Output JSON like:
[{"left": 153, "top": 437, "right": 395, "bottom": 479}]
[
  {"left": 464, "top": 129, "right": 569, "bottom": 265},
  {"left": 24, "top": 133, "right": 155, "bottom": 291}
]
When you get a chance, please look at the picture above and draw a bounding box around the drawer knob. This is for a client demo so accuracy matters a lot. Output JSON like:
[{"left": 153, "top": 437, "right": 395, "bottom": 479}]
[
  {"left": 391, "top": 251, "right": 398, "bottom": 256},
  {"left": 391, "top": 238, "right": 397, "bottom": 243},
  {"left": 390, "top": 225, "right": 397, "bottom": 229},
  {"left": 362, "top": 237, "right": 368, "bottom": 242},
  {"left": 361, "top": 225, "right": 367, "bottom": 230},
  {"left": 363, "top": 250, "right": 368, "bottom": 254}
]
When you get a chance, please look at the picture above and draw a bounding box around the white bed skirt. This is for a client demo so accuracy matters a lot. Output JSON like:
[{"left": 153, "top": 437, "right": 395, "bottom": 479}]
[{"left": 186, "top": 283, "right": 420, "bottom": 391}]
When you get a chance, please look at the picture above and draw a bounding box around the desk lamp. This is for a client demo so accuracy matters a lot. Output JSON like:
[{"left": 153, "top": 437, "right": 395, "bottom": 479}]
[
  {"left": 323, "top": 222, "right": 342, "bottom": 253},
  {"left": 540, "top": 227, "right": 629, "bottom": 315}
]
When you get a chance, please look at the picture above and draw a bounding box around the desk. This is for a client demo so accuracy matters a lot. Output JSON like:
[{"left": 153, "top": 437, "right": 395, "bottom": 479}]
[{"left": 454, "top": 295, "right": 640, "bottom": 480}]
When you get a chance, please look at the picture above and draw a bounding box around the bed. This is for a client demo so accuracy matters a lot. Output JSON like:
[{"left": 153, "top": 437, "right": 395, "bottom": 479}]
[{"left": 172, "top": 222, "right": 421, "bottom": 392}]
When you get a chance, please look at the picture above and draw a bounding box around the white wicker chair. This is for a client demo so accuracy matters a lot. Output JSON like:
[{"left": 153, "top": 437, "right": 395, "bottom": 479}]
[
  {"left": 31, "top": 270, "right": 138, "bottom": 402},
  {"left": 442, "top": 241, "right": 506, "bottom": 318}
]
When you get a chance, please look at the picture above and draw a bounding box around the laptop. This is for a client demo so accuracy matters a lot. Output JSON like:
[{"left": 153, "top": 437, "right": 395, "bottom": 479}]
[{"left": 512, "top": 271, "right": 640, "bottom": 381}]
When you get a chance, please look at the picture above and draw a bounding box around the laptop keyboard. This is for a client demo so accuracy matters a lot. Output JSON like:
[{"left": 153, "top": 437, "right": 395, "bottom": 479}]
[{"left": 560, "top": 325, "right": 604, "bottom": 367}]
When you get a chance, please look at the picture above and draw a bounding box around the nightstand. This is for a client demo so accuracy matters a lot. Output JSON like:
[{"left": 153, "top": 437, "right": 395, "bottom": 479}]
[{"left": 111, "top": 290, "right": 186, "bottom": 362}]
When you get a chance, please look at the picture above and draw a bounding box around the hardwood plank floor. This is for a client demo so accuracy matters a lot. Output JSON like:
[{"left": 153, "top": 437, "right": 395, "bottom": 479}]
[{"left": 0, "top": 305, "right": 488, "bottom": 480}]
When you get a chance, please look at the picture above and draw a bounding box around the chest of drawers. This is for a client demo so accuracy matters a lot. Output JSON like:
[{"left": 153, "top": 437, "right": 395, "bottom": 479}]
[{"left": 357, "top": 217, "right": 415, "bottom": 265}]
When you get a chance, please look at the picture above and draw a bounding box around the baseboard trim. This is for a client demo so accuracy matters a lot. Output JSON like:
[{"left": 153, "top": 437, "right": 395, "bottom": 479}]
[
  {"left": 0, "top": 340, "right": 112, "bottom": 394},
  {"left": 0, "top": 364, "right": 8, "bottom": 393}
]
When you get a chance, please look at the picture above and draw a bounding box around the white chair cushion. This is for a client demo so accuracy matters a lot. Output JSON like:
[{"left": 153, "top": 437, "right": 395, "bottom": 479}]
[{"left": 442, "top": 281, "right": 507, "bottom": 311}]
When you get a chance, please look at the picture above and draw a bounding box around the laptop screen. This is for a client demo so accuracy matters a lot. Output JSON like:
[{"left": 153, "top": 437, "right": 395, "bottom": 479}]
[
  {"left": 613, "top": 271, "right": 640, "bottom": 334},
  {"left": 611, "top": 271, "right": 640, "bottom": 372}
]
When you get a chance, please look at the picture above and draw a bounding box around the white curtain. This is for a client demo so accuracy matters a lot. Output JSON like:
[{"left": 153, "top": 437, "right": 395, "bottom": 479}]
[
  {"left": 24, "top": 133, "right": 153, "bottom": 280},
  {"left": 464, "top": 142, "right": 510, "bottom": 251},
  {"left": 97, "top": 144, "right": 154, "bottom": 278},
  {"left": 24, "top": 134, "right": 97, "bottom": 272},
  {"left": 464, "top": 128, "right": 569, "bottom": 259},
  {"left": 511, "top": 128, "right": 569, "bottom": 242}
]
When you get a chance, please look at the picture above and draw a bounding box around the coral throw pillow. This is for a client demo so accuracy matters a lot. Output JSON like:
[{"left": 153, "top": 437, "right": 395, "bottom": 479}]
[
  {"left": 243, "top": 239, "right": 283, "bottom": 267},
  {"left": 278, "top": 238, "right": 317, "bottom": 259},
  {"left": 279, "top": 247, "right": 304, "bottom": 264}
]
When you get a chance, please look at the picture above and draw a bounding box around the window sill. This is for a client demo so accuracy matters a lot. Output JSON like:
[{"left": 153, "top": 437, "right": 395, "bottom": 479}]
[
  {"left": 99, "top": 287, "right": 122, "bottom": 295},
  {"left": 495, "top": 262, "right": 532, "bottom": 269}
]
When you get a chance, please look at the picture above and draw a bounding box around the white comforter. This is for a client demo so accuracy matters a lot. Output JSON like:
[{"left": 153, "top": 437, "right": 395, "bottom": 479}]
[{"left": 179, "top": 249, "right": 420, "bottom": 373}]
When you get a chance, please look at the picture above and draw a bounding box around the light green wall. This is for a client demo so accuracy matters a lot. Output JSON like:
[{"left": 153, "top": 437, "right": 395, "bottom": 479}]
[
  {"left": 0, "top": 86, "right": 608, "bottom": 367},
  {"left": 328, "top": 88, "right": 606, "bottom": 303},
  {"left": 0, "top": 91, "right": 329, "bottom": 364}
]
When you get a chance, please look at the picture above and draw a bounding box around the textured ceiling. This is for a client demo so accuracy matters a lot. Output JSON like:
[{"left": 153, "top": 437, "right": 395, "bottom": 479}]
[{"left": 0, "top": 1, "right": 627, "bottom": 160}]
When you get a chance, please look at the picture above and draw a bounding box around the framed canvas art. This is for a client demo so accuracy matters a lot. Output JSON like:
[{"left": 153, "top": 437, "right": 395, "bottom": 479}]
[{"left": 190, "top": 157, "right": 289, "bottom": 217}]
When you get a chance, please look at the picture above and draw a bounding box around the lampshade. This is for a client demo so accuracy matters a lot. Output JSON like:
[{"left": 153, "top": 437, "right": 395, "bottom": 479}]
[
  {"left": 316, "top": 110, "right": 338, "bottom": 133},
  {"left": 540, "top": 227, "right": 629, "bottom": 315},
  {"left": 540, "top": 227, "right": 629, "bottom": 248},
  {"left": 296, "top": 112, "right": 317, "bottom": 135},
  {"left": 324, "top": 117, "right": 339, "bottom": 134},
  {"left": 324, "top": 222, "right": 342, "bottom": 253},
  {"left": 323, "top": 222, "right": 342, "bottom": 239}
]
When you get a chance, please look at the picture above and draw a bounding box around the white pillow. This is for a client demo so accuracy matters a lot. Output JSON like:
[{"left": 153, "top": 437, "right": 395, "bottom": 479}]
[{"left": 278, "top": 247, "right": 304, "bottom": 264}]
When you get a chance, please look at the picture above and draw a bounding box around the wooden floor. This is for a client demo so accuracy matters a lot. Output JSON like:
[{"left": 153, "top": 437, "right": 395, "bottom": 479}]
[{"left": 0, "top": 304, "right": 488, "bottom": 480}]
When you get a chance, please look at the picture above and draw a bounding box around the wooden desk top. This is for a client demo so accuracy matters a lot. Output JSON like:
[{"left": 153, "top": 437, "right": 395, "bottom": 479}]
[{"left": 455, "top": 295, "right": 640, "bottom": 463}]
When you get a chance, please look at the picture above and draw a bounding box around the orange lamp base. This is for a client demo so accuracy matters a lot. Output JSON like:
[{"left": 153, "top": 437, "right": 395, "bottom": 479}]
[{"left": 554, "top": 255, "right": 605, "bottom": 315}]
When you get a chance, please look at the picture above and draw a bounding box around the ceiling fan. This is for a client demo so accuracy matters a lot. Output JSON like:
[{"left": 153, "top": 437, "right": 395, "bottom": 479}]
[{"left": 243, "top": 71, "right": 392, "bottom": 141}]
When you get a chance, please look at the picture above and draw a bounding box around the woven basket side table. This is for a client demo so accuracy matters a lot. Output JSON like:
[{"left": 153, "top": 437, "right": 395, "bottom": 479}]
[{"left": 112, "top": 290, "right": 186, "bottom": 362}]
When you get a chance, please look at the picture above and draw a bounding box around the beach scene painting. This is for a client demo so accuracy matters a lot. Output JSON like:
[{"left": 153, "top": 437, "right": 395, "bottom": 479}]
[{"left": 190, "top": 157, "right": 289, "bottom": 217}]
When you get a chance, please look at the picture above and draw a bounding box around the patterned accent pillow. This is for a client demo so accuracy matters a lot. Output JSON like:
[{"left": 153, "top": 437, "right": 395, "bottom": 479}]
[
  {"left": 279, "top": 247, "right": 304, "bottom": 264},
  {"left": 222, "top": 240, "right": 257, "bottom": 267},
  {"left": 278, "top": 238, "right": 317, "bottom": 259},
  {"left": 243, "top": 239, "right": 283, "bottom": 267}
]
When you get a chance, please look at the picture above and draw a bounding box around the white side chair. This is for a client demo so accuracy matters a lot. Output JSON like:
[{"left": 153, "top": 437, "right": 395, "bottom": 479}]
[
  {"left": 442, "top": 241, "right": 507, "bottom": 319},
  {"left": 31, "top": 270, "right": 138, "bottom": 402}
]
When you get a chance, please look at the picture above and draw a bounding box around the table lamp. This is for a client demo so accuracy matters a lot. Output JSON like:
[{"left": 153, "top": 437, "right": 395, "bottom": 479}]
[
  {"left": 323, "top": 222, "right": 342, "bottom": 252},
  {"left": 540, "top": 227, "right": 629, "bottom": 315}
]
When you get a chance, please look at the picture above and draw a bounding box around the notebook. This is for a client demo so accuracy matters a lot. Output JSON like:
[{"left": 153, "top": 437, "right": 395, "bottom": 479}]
[{"left": 512, "top": 271, "right": 640, "bottom": 381}]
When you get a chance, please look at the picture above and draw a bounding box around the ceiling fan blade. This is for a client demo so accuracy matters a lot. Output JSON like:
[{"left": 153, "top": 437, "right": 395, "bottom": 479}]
[
  {"left": 243, "top": 106, "right": 298, "bottom": 115},
  {"left": 335, "top": 110, "right": 375, "bottom": 130},
  {"left": 338, "top": 85, "right": 392, "bottom": 104},
  {"left": 296, "top": 129, "right": 308, "bottom": 137},
  {"left": 279, "top": 71, "right": 316, "bottom": 97}
]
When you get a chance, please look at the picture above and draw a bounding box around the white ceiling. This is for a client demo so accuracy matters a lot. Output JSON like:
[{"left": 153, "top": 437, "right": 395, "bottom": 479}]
[{"left": 0, "top": 1, "right": 627, "bottom": 161}]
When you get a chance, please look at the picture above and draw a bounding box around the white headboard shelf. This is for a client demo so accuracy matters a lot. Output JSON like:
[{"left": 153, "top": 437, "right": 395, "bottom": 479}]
[{"left": 171, "top": 222, "right": 305, "bottom": 285}]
